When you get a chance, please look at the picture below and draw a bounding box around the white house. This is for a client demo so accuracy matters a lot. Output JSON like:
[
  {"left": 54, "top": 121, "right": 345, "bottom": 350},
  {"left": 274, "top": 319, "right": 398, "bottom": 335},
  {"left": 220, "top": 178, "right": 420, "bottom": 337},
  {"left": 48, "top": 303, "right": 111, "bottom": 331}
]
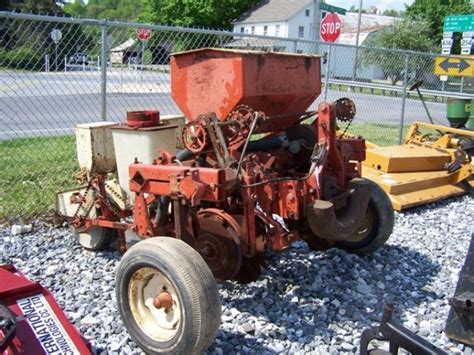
[
  {"left": 230, "top": 0, "right": 397, "bottom": 79},
  {"left": 233, "top": 0, "right": 345, "bottom": 42}
]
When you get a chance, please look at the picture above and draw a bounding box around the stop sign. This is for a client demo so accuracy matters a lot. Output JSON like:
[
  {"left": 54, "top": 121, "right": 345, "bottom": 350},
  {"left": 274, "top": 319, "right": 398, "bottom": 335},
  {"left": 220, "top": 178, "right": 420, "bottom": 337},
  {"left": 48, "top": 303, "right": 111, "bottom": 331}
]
[
  {"left": 137, "top": 28, "right": 152, "bottom": 41},
  {"left": 320, "top": 13, "right": 342, "bottom": 43}
]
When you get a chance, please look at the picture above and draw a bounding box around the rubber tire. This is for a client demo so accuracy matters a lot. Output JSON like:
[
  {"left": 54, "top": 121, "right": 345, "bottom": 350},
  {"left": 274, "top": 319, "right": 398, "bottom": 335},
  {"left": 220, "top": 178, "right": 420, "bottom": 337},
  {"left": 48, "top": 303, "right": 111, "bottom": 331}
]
[
  {"left": 73, "top": 227, "right": 114, "bottom": 251},
  {"left": 116, "top": 237, "right": 221, "bottom": 354},
  {"left": 335, "top": 179, "right": 394, "bottom": 255}
]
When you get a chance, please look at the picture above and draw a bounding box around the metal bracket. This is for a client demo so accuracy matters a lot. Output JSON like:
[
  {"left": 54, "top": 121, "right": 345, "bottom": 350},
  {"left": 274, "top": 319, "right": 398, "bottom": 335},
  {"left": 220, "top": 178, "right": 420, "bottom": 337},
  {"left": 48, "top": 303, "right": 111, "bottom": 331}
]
[
  {"left": 450, "top": 292, "right": 474, "bottom": 330},
  {"left": 360, "top": 304, "right": 448, "bottom": 355},
  {"left": 202, "top": 113, "right": 231, "bottom": 168},
  {"left": 0, "top": 304, "right": 22, "bottom": 353}
]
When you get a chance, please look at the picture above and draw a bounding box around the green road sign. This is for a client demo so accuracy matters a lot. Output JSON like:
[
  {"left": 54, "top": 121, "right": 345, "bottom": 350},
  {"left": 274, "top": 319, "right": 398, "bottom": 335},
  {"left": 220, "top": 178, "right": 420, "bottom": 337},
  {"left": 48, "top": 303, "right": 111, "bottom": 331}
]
[
  {"left": 444, "top": 15, "right": 474, "bottom": 32},
  {"left": 320, "top": 3, "right": 346, "bottom": 15}
]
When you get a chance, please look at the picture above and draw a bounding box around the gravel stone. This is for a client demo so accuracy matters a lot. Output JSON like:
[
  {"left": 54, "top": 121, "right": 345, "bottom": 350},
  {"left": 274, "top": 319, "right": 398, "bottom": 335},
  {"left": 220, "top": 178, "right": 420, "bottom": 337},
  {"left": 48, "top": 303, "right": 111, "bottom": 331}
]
[{"left": 0, "top": 195, "right": 472, "bottom": 354}]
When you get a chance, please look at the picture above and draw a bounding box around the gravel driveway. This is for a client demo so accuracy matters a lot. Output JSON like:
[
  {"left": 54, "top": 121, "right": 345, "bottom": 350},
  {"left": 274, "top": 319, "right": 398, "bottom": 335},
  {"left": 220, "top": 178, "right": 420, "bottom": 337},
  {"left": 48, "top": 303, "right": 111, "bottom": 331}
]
[{"left": 1, "top": 195, "right": 473, "bottom": 354}]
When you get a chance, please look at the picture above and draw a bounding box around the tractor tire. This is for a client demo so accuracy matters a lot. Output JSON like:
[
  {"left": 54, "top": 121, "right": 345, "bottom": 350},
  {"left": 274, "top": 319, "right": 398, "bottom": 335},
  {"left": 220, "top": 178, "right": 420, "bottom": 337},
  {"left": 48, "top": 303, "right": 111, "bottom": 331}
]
[
  {"left": 116, "top": 237, "right": 221, "bottom": 354},
  {"left": 335, "top": 179, "right": 394, "bottom": 255}
]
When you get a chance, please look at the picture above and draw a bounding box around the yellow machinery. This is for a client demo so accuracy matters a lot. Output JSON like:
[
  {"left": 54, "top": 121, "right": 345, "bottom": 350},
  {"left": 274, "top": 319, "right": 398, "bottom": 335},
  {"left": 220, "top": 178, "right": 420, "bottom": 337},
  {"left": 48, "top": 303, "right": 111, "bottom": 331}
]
[{"left": 361, "top": 122, "right": 474, "bottom": 211}]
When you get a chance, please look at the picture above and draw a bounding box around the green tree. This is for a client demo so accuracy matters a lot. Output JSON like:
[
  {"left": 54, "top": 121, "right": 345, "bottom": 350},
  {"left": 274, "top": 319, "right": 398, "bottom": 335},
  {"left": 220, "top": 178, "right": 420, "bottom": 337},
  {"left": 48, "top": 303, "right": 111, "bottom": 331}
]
[
  {"left": 365, "top": 17, "right": 435, "bottom": 52},
  {"left": 361, "top": 18, "right": 435, "bottom": 84},
  {"left": 382, "top": 9, "right": 399, "bottom": 17},
  {"left": 0, "top": 0, "right": 9, "bottom": 10},
  {"left": 5, "top": 0, "right": 64, "bottom": 13},
  {"left": 63, "top": 0, "right": 86, "bottom": 17},
  {"left": 142, "top": 0, "right": 259, "bottom": 29},
  {"left": 404, "top": 0, "right": 473, "bottom": 47}
]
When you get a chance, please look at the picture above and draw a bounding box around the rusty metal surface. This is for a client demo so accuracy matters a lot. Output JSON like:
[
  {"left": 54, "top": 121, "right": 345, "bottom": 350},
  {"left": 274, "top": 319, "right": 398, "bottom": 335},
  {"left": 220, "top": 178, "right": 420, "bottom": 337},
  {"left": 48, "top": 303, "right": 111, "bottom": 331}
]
[
  {"left": 195, "top": 209, "right": 243, "bottom": 282},
  {"left": 126, "top": 110, "right": 160, "bottom": 128},
  {"left": 306, "top": 178, "right": 371, "bottom": 241},
  {"left": 171, "top": 48, "right": 321, "bottom": 124}
]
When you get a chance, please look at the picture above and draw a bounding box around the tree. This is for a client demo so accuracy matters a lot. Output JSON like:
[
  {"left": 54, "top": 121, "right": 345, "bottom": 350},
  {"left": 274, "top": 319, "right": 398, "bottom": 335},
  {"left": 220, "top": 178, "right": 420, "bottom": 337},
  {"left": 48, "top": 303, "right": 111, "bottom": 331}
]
[
  {"left": 404, "top": 0, "right": 473, "bottom": 47},
  {"left": 361, "top": 17, "right": 435, "bottom": 84},
  {"left": 63, "top": 0, "right": 86, "bottom": 17},
  {"left": 382, "top": 9, "right": 399, "bottom": 17},
  {"left": 142, "top": 0, "right": 260, "bottom": 29},
  {"left": 365, "top": 17, "right": 435, "bottom": 53},
  {"left": 10, "top": 0, "right": 64, "bottom": 14},
  {"left": 63, "top": 0, "right": 144, "bottom": 21}
]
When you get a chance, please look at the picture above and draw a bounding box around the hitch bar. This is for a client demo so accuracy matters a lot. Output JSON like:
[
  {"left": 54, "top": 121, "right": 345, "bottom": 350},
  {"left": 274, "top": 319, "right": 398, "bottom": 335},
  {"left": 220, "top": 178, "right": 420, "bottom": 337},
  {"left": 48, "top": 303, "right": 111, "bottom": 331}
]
[{"left": 360, "top": 304, "right": 447, "bottom": 355}]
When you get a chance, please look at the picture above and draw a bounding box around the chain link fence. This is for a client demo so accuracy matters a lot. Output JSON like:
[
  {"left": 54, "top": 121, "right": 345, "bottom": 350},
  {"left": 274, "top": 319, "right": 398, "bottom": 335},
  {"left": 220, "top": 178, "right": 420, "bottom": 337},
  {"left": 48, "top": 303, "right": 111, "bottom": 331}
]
[{"left": 0, "top": 12, "right": 472, "bottom": 221}]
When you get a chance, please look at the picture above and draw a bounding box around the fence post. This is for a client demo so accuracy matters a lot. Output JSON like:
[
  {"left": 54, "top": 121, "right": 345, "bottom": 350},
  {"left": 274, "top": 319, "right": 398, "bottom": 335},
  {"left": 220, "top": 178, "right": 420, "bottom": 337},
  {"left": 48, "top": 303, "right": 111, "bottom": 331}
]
[
  {"left": 45, "top": 54, "right": 49, "bottom": 72},
  {"left": 100, "top": 23, "right": 108, "bottom": 121},
  {"left": 293, "top": 40, "right": 297, "bottom": 53},
  {"left": 324, "top": 44, "right": 332, "bottom": 101},
  {"left": 398, "top": 53, "right": 410, "bottom": 144},
  {"left": 352, "top": 46, "right": 358, "bottom": 81}
]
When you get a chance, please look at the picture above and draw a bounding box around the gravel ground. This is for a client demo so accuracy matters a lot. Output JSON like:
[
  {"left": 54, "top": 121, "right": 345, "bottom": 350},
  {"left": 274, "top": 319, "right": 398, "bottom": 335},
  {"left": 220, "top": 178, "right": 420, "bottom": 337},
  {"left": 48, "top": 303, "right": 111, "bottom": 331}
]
[{"left": 1, "top": 195, "right": 473, "bottom": 354}]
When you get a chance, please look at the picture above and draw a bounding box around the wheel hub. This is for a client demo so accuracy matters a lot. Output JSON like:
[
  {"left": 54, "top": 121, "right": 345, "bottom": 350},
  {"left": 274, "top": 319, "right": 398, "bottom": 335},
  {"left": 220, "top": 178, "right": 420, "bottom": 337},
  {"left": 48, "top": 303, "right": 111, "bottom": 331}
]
[
  {"left": 153, "top": 291, "right": 173, "bottom": 311},
  {"left": 128, "top": 267, "right": 180, "bottom": 342}
]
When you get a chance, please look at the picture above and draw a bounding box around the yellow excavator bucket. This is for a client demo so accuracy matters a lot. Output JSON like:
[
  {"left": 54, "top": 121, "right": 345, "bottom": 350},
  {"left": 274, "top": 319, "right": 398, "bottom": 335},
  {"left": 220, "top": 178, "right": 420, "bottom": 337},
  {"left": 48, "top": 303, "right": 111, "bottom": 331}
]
[{"left": 361, "top": 122, "right": 474, "bottom": 211}]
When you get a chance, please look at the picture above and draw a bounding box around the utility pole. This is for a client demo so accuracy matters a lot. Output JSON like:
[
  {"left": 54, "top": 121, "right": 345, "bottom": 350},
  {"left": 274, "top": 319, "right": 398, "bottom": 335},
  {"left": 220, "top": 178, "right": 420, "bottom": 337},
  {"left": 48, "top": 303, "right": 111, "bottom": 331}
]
[
  {"left": 355, "top": 0, "right": 363, "bottom": 47},
  {"left": 313, "top": 0, "right": 321, "bottom": 52},
  {"left": 351, "top": 0, "right": 363, "bottom": 81}
]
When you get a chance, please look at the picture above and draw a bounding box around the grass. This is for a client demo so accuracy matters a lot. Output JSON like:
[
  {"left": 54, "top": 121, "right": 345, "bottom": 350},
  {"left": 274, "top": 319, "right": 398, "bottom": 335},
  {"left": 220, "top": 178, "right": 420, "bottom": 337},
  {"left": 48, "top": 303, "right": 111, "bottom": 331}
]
[
  {"left": 0, "top": 135, "right": 78, "bottom": 221},
  {"left": 327, "top": 82, "right": 474, "bottom": 102},
  {"left": 0, "top": 123, "right": 403, "bottom": 221},
  {"left": 343, "top": 122, "right": 404, "bottom": 146}
]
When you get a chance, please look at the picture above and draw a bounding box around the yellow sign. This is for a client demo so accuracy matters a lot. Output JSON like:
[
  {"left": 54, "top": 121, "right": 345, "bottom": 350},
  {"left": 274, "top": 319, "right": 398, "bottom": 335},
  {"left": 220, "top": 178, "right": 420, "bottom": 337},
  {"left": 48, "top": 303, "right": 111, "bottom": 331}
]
[{"left": 434, "top": 56, "right": 474, "bottom": 77}]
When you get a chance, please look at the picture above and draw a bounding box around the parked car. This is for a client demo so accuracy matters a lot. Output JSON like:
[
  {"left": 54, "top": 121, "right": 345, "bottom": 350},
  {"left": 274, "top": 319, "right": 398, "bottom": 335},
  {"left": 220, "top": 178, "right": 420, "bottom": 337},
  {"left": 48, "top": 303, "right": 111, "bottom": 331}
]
[{"left": 69, "top": 52, "right": 88, "bottom": 65}]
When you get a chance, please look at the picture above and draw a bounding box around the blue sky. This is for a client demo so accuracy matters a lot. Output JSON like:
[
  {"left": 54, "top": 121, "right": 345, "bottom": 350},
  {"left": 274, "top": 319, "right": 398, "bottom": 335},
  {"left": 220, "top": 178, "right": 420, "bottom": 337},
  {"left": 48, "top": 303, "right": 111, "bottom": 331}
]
[{"left": 329, "top": 0, "right": 415, "bottom": 12}]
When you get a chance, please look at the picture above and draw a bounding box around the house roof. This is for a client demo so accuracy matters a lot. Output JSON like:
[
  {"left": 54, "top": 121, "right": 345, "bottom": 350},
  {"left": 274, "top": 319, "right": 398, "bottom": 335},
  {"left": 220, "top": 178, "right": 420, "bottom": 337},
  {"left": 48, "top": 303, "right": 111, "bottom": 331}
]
[
  {"left": 338, "top": 13, "right": 397, "bottom": 45},
  {"left": 234, "top": 0, "right": 312, "bottom": 24},
  {"left": 225, "top": 37, "right": 289, "bottom": 49},
  {"left": 111, "top": 38, "right": 137, "bottom": 52}
]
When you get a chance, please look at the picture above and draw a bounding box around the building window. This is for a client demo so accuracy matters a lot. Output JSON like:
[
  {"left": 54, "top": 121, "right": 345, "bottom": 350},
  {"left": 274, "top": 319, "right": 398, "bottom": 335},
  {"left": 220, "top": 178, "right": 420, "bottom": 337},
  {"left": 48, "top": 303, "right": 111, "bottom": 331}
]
[
  {"left": 305, "top": 9, "right": 310, "bottom": 17},
  {"left": 298, "top": 26, "right": 304, "bottom": 38},
  {"left": 263, "top": 25, "right": 268, "bottom": 35},
  {"left": 251, "top": 26, "right": 255, "bottom": 34},
  {"left": 275, "top": 25, "right": 280, "bottom": 37},
  {"left": 322, "top": 12, "right": 327, "bottom": 19},
  {"left": 240, "top": 27, "right": 245, "bottom": 33}
]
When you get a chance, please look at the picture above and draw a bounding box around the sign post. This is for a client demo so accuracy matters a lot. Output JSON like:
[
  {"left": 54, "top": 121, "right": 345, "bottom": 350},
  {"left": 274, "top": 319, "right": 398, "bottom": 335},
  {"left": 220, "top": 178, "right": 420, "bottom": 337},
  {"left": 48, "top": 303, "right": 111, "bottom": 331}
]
[
  {"left": 320, "top": 13, "right": 342, "bottom": 99},
  {"left": 461, "top": 32, "right": 473, "bottom": 55},
  {"left": 441, "top": 32, "right": 453, "bottom": 55},
  {"left": 136, "top": 28, "right": 152, "bottom": 65},
  {"left": 320, "top": 12, "right": 342, "bottom": 43},
  {"left": 50, "top": 29, "right": 62, "bottom": 71}
]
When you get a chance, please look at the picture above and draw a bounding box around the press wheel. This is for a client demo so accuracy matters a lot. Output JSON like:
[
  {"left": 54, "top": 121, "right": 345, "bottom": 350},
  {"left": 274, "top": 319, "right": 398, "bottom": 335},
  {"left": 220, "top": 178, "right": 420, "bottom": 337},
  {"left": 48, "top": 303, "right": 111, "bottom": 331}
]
[
  {"left": 72, "top": 226, "right": 114, "bottom": 251},
  {"left": 196, "top": 209, "right": 243, "bottom": 282},
  {"left": 335, "top": 179, "right": 394, "bottom": 255}
]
